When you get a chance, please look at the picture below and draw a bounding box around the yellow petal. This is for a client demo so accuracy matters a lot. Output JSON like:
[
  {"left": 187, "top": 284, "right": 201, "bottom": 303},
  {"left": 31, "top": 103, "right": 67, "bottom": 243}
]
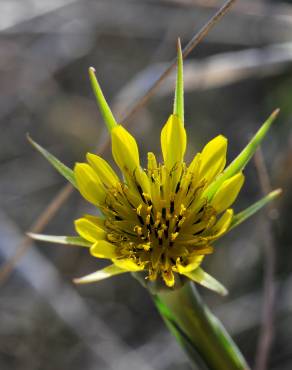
[
  {"left": 199, "top": 135, "right": 227, "bottom": 184},
  {"left": 86, "top": 153, "right": 120, "bottom": 188},
  {"left": 74, "top": 163, "right": 106, "bottom": 205},
  {"left": 113, "top": 258, "right": 144, "bottom": 271},
  {"left": 161, "top": 114, "right": 186, "bottom": 169},
  {"left": 162, "top": 269, "right": 175, "bottom": 287},
  {"left": 90, "top": 240, "right": 117, "bottom": 259},
  {"left": 206, "top": 209, "right": 234, "bottom": 240},
  {"left": 176, "top": 255, "right": 204, "bottom": 274},
  {"left": 211, "top": 172, "right": 245, "bottom": 213},
  {"left": 83, "top": 215, "right": 106, "bottom": 230},
  {"left": 74, "top": 218, "right": 106, "bottom": 243},
  {"left": 147, "top": 152, "right": 158, "bottom": 171},
  {"left": 111, "top": 125, "right": 140, "bottom": 173},
  {"left": 188, "top": 153, "right": 201, "bottom": 174},
  {"left": 73, "top": 264, "right": 127, "bottom": 284}
]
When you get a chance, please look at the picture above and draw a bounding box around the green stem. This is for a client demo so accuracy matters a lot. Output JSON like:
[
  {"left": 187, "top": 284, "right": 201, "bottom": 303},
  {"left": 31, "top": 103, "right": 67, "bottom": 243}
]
[{"left": 153, "top": 282, "right": 250, "bottom": 370}]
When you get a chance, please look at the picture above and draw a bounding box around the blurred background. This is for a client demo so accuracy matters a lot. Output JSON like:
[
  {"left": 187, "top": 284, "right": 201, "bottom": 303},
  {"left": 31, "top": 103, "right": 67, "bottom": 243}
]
[{"left": 0, "top": 0, "right": 292, "bottom": 369}]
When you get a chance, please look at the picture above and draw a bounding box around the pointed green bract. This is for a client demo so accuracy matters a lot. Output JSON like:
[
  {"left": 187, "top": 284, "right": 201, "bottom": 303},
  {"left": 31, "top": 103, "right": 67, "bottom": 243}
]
[
  {"left": 89, "top": 67, "right": 117, "bottom": 132},
  {"left": 183, "top": 267, "right": 228, "bottom": 296},
  {"left": 173, "top": 38, "right": 184, "bottom": 124},
  {"left": 28, "top": 233, "right": 91, "bottom": 247},
  {"left": 73, "top": 264, "right": 127, "bottom": 284},
  {"left": 204, "top": 109, "right": 280, "bottom": 200},
  {"left": 27, "top": 135, "right": 77, "bottom": 188},
  {"left": 230, "top": 188, "right": 282, "bottom": 231}
]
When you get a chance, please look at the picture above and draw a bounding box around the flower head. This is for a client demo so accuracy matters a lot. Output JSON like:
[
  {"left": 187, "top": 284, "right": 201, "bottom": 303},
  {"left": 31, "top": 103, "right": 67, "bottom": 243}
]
[{"left": 29, "top": 41, "right": 281, "bottom": 295}]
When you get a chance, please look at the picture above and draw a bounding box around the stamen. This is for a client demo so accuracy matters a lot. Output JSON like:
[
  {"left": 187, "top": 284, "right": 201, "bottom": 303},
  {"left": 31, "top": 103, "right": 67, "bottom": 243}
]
[
  {"left": 134, "top": 225, "right": 143, "bottom": 236},
  {"left": 170, "top": 200, "right": 175, "bottom": 214},
  {"left": 136, "top": 204, "right": 143, "bottom": 215},
  {"left": 146, "top": 214, "right": 151, "bottom": 225},
  {"left": 99, "top": 157, "right": 218, "bottom": 285},
  {"left": 171, "top": 232, "right": 179, "bottom": 241},
  {"left": 162, "top": 207, "right": 166, "bottom": 219}
]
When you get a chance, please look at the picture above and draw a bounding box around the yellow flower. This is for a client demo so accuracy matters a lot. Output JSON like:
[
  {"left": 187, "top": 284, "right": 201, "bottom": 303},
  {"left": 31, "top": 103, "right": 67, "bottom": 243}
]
[
  {"left": 28, "top": 43, "right": 281, "bottom": 295},
  {"left": 73, "top": 116, "right": 244, "bottom": 290}
]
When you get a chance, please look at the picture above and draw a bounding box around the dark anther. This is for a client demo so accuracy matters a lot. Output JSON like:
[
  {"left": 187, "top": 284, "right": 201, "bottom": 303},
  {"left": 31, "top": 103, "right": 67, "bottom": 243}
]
[
  {"left": 154, "top": 229, "right": 158, "bottom": 238},
  {"left": 170, "top": 257, "right": 176, "bottom": 264},
  {"left": 169, "top": 241, "right": 174, "bottom": 247},
  {"left": 115, "top": 215, "right": 123, "bottom": 221},
  {"left": 162, "top": 207, "right": 166, "bottom": 219},
  {"left": 164, "top": 229, "right": 168, "bottom": 239},
  {"left": 150, "top": 214, "right": 154, "bottom": 225},
  {"left": 158, "top": 238, "right": 163, "bottom": 246},
  {"left": 147, "top": 224, "right": 151, "bottom": 232},
  {"left": 186, "top": 183, "right": 191, "bottom": 195},
  {"left": 193, "top": 229, "right": 204, "bottom": 236},
  {"left": 137, "top": 215, "right": 145, "bottom": 225},
  {"left": 175, "top": 181, "right": 180, "bottom": 193},
  {"left": 174, "top": 225, "right": 181, "bottom": 233},
  {"left": 166, "top": 219, "right": 170, "bottom": 228},
  {"left": 137, "top": 184, "right": 146, "bottom": 202},
  {"left": 170, "top": 200, "right": 175, "bottom": 214}
]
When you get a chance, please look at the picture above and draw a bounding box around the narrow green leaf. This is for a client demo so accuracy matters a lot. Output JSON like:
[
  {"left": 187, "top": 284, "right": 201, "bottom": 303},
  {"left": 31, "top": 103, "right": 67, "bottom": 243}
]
[
  {"left": 27, "top": 135, "right": 77, "bottom": 188},
  {"left": 173, "top": 38, "right": 184, "bottom": 124},
  {"left": 183, "top": 267, "right": 228, "bottom": 296},
  {"left": 73, "top": 264, "right": 127, "bottom": 284},
  {"left": 204, "top": 109, "right": 280, "bottom": 200},
  {"left": 88, "top": 67, "right": 117, "bottom": 132},
  {"left": 230, "top": 188, "right": 282, "bottom": 231},
  {"left": 28, "top": 233, "right": 91, "bottom": 247}
]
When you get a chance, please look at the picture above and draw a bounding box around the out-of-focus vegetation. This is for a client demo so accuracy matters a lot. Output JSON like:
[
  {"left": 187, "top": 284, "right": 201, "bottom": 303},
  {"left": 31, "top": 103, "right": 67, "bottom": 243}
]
[{"left": 0, "top": 1, "right": 292, "bottom": 369}]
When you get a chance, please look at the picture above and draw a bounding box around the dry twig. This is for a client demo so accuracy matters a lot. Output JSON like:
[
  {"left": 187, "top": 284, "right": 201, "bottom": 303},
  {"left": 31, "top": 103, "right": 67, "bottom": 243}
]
[{"left": 254, "top": 148, "right": 278, "bottom": 370}]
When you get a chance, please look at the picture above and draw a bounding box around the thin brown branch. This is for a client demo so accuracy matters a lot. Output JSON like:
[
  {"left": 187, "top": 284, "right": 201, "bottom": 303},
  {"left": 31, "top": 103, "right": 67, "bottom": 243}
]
[
  {"left": 254, "top": 148, "right": 277, "bottom": 370},
  {"left": 0, "top": 183, "right": 73, "bottom": 283},
  {"left": 0, "top": 0, "right": 237, "bottom": 285},
  {"left": 120, "top": 0, "right": 237, "bottom": 123}
]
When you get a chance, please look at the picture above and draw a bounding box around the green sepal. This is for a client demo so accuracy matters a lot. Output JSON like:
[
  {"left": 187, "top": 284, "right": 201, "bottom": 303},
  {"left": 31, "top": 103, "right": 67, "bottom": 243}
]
[
  {"left": 88, "top": 67, "right": 117, "bottom": 132},
  {"left": 183, "top": 267, "right": 228, "bottom": 296},
  {"left": 230, "top": 188, "right": 282, "bottom": 231},
  {"left": 173, "top": 38, "right": 184, "bottom": 124},
  {"left": 28, "top": 233, "right": 91, "bottom": 247},
  {"left": 73, "top": 264, "right": 127, "bottom": 284},
  {"left": 204, "top": 109, "right": 280, "bottom": 200},
  {"left": 27, "top": 135, "right": 77, "bottom": 188}
]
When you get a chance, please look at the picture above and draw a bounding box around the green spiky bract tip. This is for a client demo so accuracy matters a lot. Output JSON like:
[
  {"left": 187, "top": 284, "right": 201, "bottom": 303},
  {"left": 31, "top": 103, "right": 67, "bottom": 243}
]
[
  {"left": 230, "top": 188, "right": 282, "bottom": 230},
  {"left": 204, "top": 108, "right": 280, "bottom": 200},
  {"left": 173, "top": 38, "right": 184, "bottom": 124},
  {"left": 88, "top": 67, "right": 117, "bottom": 132},
  {"left": 27, "top": 134, "right": 77, "bottom": 188}
]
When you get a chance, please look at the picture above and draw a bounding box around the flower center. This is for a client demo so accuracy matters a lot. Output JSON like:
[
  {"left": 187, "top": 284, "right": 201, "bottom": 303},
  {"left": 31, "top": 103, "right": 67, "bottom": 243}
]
[{"left": 100, "top": 160, "right": 217, "bottom": 285}]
